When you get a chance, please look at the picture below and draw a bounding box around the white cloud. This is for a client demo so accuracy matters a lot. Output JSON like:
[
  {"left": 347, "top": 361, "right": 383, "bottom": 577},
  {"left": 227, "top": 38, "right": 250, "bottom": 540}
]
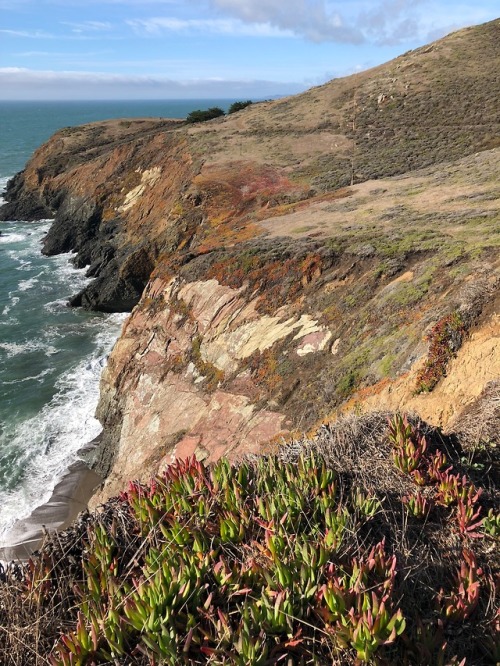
[
  {"left": 204, "top": 0, "right": 466, "bottom": 44},
  {"left": 126, "top": 17, "right": 294, "bottom": 38},
  {"left": 0, "top": 67, "right": 305, "bottom": 100},
  {"left": 356, "top": 0, "right": 425, "bottom": 44},
  {"left": 61, "top": 21, "right": 113, "bottom": 32},
  {"left": 207, "top": 0, "right": 365, "bottom": 43},
  {"left": 0, "top": 29, "right": 55, "bottom": 39}
]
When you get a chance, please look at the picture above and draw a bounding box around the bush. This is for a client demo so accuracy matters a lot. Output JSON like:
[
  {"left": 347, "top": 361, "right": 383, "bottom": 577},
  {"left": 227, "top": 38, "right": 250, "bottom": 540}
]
[
  {"left": 185, "top": 107, "right": 225, "bottom": 123},
  {"left": 228, "top": 100, "right": 253, "bottom": 114},
  {"left": 415, "top": 311, "right": 467, "bottom": 393}
]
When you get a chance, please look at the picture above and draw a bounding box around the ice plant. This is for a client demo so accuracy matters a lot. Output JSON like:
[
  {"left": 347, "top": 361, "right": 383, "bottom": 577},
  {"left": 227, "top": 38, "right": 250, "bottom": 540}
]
[
  {"left": 415, "top": 312, "right": 466, "bottom": 393},
  {"left": 318, "top": 541, "right": 406, "bottom": 662},
  {"left": 351, "top": 489, "right": 381, "bottom": 519},
  {"left": 427, "top": 449, "right": 449, "bottom": 482},
  {"left": 335, "top": 598, "right": 406, "bottom": 662},
  {"left": 483, "top": 508, "right": 500, "bottom": 537},
  {"left": 403, "top": 491, "right": 431, "bottom": 519},
  {"left": 438, "top": 549, "right": 483, "bottom": 622},
  {"left": 435, "top": 470, "right": 463, "bottom": 506},
  {"left": 389, "top": 414, "right": 427, "bottom": 474},
  {"left": 456, "top": 499, "right": 483, "bottom": 538},
  {"left": 43, "top": 446, "right": 493, "bottom": 665}
]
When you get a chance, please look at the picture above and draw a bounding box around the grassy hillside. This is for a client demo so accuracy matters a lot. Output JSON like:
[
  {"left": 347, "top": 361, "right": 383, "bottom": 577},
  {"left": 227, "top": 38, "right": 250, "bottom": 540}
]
[{"left": 187, "top": 19, "right": 500, "bottom": 191}]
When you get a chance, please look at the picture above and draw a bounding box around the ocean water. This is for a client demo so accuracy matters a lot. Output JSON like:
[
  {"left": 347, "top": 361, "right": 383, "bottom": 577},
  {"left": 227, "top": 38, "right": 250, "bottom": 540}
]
[
  {"left": 0, "top": 100, "right": 237, "bottom": 176},
  {"left": 0, "top": 100, "right": 234, "bottom": 541}
]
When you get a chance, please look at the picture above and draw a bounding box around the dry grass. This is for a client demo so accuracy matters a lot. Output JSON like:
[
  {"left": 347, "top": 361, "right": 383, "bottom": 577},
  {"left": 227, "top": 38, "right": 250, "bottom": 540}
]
[{"left": 448, "top": 380, "right": 500, "bottom": 449}]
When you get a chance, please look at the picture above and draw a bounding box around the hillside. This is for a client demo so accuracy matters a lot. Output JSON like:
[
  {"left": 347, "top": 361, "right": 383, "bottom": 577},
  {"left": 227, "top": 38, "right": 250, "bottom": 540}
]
[{"left": 0, "top": 19, "right": 498, "bottom": 503}]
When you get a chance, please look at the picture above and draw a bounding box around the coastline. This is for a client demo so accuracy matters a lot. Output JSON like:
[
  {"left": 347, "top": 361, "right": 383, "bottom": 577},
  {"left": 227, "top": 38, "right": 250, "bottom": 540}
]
[{"left": 0, "top": 459, "right": 101, "bottom": 562}]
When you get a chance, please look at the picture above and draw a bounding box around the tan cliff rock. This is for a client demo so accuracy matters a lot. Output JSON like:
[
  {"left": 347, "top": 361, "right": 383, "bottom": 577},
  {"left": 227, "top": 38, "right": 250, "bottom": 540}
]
[{"left": 0, "top": 20, "right": 498, "bottom": 503}]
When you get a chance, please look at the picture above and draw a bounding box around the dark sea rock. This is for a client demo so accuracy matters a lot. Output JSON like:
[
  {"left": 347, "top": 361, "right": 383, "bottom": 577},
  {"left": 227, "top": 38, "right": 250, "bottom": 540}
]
[
  {"left": 0, "top": 173, "right": 53, "bottom": 221},
  {"left": 0, "top": 175, "right": 149, "bottom": 313},
  {"left": 41, "top": 195, "right": 102, "bottom": 256},
  {"left": 69, "top": 271, "right": 146, "bottom": 312}
]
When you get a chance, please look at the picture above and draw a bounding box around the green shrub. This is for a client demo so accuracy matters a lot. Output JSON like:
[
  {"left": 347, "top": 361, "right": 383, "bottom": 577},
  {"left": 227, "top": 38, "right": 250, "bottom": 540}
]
[
  {"left": 228, "top": 100, "right": 253, "bottom": 114},
  {"left": 185, "top": 107, "right": 225, "bottom": 123}
]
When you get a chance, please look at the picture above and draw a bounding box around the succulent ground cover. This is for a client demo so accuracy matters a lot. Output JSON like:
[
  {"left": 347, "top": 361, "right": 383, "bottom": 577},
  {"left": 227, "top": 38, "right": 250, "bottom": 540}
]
[
  {"left": 415, "top": 312, "right": 468, "bottom": 393},
  {"left": 0, "top": 413, "right": 498, "bottom": 665}
]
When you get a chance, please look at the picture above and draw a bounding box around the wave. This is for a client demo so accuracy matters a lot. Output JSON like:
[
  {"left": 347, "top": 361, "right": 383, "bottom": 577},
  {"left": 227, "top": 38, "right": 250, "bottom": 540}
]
[
  {"left": 2, "top": 368, "right": 55, "bottom": 386},
  {"left": 0, "top": 176, "right": 9, "bottom": 205},
  {"left": 0, "top": 339, "right": 59, "bottom": 358},
  {"left": 44, "top": 299, "right": 70, "bottom": 313},
  {"left": 0, "top": 313, "right": 126, "bottom": 540},
  {"left": 0, "top": 211, "right": 127, "bottom": 544},
  {"left": 18, "top": 272, "right": 44, "bottom": 292},
  {"left": 0, "top": 233, "right": 27, "bottom": 244}
]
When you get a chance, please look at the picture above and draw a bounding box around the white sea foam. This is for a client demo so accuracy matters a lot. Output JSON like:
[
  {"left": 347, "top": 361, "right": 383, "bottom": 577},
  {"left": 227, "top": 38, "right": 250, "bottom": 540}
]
[
  {"left": 1, "top": 296, "right": 19, "bottom": 318},
  {"left": 43, "top": 299, "right": 69, "bottom": 313},
  {"left": 0, "top": 313, "right": 126, "bottom": 540},
  {"left": 51, "top": 252, "right": 92, "bottom": 290},
  {"left": 0, "top": 340, "right": 59, "bottom": 358},
  {"left": 0, "top": 212, "right": 127, "bottom": 546},
  {"left": 2, "top": 368, "right": 55, "bottom": 386},
  {"left": 18, "top": 272, "right": 43, "bottom": 292},
  {"left": 14, "top": 259, "right": 33, "bottom": 271},
  {"left": 1, "top": 295, "right": 19, "bottom": 320},
  {"left": 0, "top": 176, "right": 9, "bottom": 205},
  {"left": 0, "top": 233, "right": 27, "bottom": 244}
]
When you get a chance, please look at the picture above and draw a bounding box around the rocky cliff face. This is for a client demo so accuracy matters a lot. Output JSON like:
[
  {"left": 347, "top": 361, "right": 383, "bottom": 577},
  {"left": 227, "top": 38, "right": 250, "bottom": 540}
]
[{"left": 1, "top": 20, "right": 499, "bottom": 502}]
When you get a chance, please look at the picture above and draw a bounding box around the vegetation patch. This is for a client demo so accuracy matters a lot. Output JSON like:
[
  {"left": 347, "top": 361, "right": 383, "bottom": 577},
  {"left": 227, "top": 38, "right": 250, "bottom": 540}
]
[
  {"left": 415, "top": 311, "right": 467, "bottom": 393},
  {"left": 0, "top": 414, "right": 497, "bottom": 665},
  {"left": 206, "top": 249, "right": 325, "bottom": 314},
  {"left": 186, "top": 107, "right": 225, "bottom": 124},
  {"left": 228, "top": 101, "right": 253, "bottom": 114}
]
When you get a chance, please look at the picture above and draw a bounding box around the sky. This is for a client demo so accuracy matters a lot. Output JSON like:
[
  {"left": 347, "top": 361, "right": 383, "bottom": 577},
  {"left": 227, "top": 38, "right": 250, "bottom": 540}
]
[{"left": 0, "top": 0, "right": 498, "bottom": 100}]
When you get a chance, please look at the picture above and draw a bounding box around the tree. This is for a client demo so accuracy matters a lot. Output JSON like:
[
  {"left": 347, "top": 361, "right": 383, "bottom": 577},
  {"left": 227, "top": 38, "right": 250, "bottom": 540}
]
[
  {"left": 185, "top": 107, "right": 225, "bottom": 123},
  {"left": 228, "top": 100, "right": 253, "bottom": 114}
]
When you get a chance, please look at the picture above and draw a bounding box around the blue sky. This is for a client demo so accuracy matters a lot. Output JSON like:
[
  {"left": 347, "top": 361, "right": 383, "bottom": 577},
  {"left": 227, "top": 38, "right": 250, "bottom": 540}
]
[{"left": 0, "top": 0, "right": 498, "bottom": 100}]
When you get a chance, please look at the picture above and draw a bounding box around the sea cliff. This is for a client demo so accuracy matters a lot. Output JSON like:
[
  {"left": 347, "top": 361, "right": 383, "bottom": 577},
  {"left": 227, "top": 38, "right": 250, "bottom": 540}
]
[{"left": 1, "top": 20, "right": 499, "bottom": 505}]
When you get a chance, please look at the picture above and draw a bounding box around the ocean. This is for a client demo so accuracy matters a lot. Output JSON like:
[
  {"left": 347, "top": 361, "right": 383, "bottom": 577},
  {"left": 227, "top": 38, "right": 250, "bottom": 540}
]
[{"left": 0, "top": 100, "right": 236, "bottom": 543}]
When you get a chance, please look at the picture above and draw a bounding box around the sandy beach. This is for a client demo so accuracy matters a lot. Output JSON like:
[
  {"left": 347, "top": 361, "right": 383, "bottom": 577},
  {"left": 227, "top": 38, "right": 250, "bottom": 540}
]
[{"left": 0, "top": 460, "right": 101, "bottom": 562}]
